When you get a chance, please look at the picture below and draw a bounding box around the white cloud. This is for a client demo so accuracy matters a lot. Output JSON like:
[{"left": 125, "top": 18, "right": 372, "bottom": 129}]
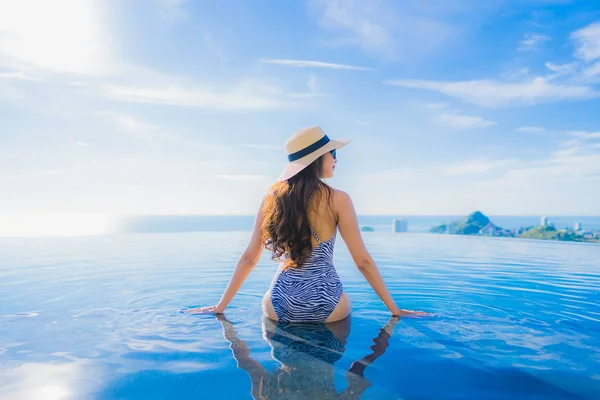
[
  {"left": 517, "top": 33, "right": 550, "bottom": 52},
  {"left": 515, "top": 126, "right": 547, "bottom": 133},
  {"left": 567, "top": 130, "right": 600, "bottom": 140},
  {"left": 386, "top": 77, "right": 598, "bottom": 107},
  {"left": 0, "top": 0, "right": 115, "bottom": 75},
  {"left": 500, "top": 67, "right": 531, "bottom": 81},
  {"left": 545, "top": 62, "right": 576, "bottom": 77},
  {"left": 436, "top": 113, "right": 496, "bottom": 129},
  {"left": 355, "top": 124, "right": 600, "bottom": 214},
  {"left": 310, "top": 0, "right": 392, "bottom": 53},
  {"left": 98, "top": 79, "right": 311, "bottom": 111},
  {"left": 37, "top": 169, "right": 68, "bottom": 176},
  {"left": 241, "top": 144, "right": 281, "bottom": 150},
  {"left": 95, "top": 111, "right": 232, "bottom": 152},
  {"left": 359, "top": 168, "right": 416, "bottom": 182},
  {"left": 102, "top": 112, "right": 160, "bottom": 133},
  {"left": 0, "top": 71, "right": 44, "bottom": 81},
  {"left": 307, "top": 75, "right": 319, "bottom": 92},
  {"left": 425, "top": 102, "right": 449, "bottom": 109},
  {"left": 493, "top": 150, "right": 600, "bottom": 187},
  {"left": 443, "top": 159, "right": 517, "bottom": 175},
  {"left": 475, "top": 137, "right": 600, "bottom": 197},
  {"left": 215, "top": 174, "right": 268, "bottom": 182},
  {"left": 261, "top": 59, "right": 372, "bottom": 71},
  {"left": 0, "top": 81, "right": 26, "bottom": 100},
  {"left": 76, "top": 141, "right": 90, "bottom": 147},
  {"left": 68, "top": 81, "right": 89, "bottom": 87},
  {"left": 156, "top": 0, "right": 188, "bottom": 21},
  {"left": 571, "top": 22, "right": 600, "bottom": 61},
  {"left": 583, "top": 62, "right": 600, "bottom": 78},
  {"left": 308, "top": 0, "right": 453, "bottom": 58}
]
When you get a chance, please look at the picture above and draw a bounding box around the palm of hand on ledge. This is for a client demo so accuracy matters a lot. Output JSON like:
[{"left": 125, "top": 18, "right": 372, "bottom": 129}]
[
  {"left": 183, "top": 305, "right": 223, "bottom": 315},
  {"left": 392, "top": 309, "right": 432, "bottom": 318}
]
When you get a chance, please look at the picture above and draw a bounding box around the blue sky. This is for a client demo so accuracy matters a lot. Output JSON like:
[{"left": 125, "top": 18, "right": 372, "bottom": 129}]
[{"left": 1, "top": 0, "right": 600, "bottom": 224}]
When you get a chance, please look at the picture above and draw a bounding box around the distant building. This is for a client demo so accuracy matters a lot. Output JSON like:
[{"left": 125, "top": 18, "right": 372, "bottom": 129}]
[
  {"left": 447, "top": 223, "right": 455, "bottom": 234},
  {"left": 582, "top": 231, "right": 594, "bottom": 239},
  {"left": 574, "top": 222, "right": 582, "bottom": 231},
  {"left": 393, "top": 218, "right": 408, "bottom": 233},
  {"left": 515, "top": 227, "right": 527, "bottom": 235},
  {"left": 479, "top": 222, "right": 499, "bottom": 236},
  {"left": 541, "top": 216, "right": 548, "bottom": 227}
]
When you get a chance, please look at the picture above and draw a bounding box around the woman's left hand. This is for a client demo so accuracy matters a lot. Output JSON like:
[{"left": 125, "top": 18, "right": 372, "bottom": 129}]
[
  {"left": 183, "top": 305, "right": 224, "bottom": 315},
  {"left": 391, "top": 307, "right": 432, "bottom": 318}
]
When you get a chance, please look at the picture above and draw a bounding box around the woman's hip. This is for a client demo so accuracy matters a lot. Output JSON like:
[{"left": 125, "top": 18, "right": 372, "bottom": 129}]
[{"left": 262, "top": 289, "right": 350, "bottom": 323}]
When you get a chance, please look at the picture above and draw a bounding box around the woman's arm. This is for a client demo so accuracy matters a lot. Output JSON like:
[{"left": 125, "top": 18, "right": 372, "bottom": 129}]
[
  {"left": 185, "top": 196, "right": 266, "bottom": 314},
  {"left": 347, "top": 316, "right": 398, "bottom": 376},
  {"left": 335, "top": 190, "right": 426, "bottom": 317},
  {"left": 339, "top": 317, "right": 399, "bottom": 399},
  {"left": 215, "top": 314, "right": 269, "bottom": 398}
]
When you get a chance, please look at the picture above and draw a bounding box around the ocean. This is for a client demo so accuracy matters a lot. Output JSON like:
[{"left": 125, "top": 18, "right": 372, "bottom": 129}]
[
  {"left": 115, "top": 214, "right": 600, "bottom": 234},
  {"left": 1, "top": 219, "right": 599, "bottom": 399}
]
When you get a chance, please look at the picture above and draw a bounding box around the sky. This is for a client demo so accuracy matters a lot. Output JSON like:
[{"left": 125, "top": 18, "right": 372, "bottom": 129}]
[{"left": 1, "top": 0, "right": 600, "bottom": 227}]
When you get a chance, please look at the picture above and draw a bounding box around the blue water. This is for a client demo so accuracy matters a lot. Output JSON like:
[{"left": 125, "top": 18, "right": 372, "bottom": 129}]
[
  {"left": 116, "top": 215, "right": 600, "bottom": 234},
  {"left": 1, "top": 232, "right": 599, "bottom": 399}
]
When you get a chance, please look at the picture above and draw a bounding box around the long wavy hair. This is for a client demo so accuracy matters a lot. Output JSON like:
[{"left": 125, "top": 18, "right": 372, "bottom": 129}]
[{"left": 261, "top": 155, "right": 335, "bottom": 269}]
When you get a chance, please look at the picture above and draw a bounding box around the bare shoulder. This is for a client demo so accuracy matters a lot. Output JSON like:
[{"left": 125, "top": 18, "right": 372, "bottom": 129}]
[
  {"left": 330, "top": 189, "right": 355, "bottom": 223},
  {"left": 332, "top": 188, "right": 352, "bottom": 208}
]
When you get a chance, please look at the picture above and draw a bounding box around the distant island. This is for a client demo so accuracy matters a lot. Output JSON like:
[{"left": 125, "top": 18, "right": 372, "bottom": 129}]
[{"left": 430, "top": 211, "right": 600, "bottom": 244}]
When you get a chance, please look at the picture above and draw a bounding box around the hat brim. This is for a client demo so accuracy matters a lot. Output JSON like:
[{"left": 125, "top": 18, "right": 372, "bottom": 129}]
[{"left": 278, "top": 139, "right": 350, "bottom": 181}]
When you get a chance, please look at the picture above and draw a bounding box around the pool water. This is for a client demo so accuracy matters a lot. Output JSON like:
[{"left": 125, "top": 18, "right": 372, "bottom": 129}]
[{"left": 1, "top": 232, "right": 599, "bottom": 399}]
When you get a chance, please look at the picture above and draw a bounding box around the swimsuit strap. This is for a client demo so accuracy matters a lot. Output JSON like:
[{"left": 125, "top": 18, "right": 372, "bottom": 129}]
[
  {"left": 306, "top": 189, "right": 316, "bottom": 206},
  {"left": 309, "top": 225, "right": 322, "bottom": 244}
]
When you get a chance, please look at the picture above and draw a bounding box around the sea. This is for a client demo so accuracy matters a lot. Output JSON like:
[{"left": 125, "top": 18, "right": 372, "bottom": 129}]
[
  {"left": 114, "top": 214, "right": 600, "bottom": 234},
  {"left": 1, "top": 215, "right": 599, "bottom": 399}
]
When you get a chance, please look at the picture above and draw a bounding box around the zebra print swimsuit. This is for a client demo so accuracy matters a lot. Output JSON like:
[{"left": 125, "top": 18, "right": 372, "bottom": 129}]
[{"left": 269, "top": 224, "right": 344, "bottom": 323}]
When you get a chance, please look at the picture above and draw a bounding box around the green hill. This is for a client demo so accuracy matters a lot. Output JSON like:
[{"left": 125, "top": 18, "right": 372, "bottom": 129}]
[
  {"left": 430, "top": 211, "right": 492, "bottom": 235},
  {"left": 519, "top": 226, "right": 596, "bottom": 242},
  {"left": 429, "top": 212, "right": 599, "bottom": 244},
  {"left": 520, "top": 226, "right": 559, "bottom": 240}
]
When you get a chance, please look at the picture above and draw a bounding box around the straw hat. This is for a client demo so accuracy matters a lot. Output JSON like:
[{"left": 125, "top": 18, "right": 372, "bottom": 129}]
[{"left": 278, "top": 126, "right": 350, "bottom": 181}]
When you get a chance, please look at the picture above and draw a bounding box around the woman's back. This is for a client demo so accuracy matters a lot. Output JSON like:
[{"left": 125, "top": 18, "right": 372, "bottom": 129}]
[
  {"left": 268, "top": 188, "right": 345, "bottom": 323},
  {"left": 306, "top": 188, "right": 338, "bottom": 248}
]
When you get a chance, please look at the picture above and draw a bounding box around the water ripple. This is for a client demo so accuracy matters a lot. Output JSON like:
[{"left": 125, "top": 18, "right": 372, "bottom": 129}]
[{"left": 1, "top": 232, "right": 599, "bottom": 399}]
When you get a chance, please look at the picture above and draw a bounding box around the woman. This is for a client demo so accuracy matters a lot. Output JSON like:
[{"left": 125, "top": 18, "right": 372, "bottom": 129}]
[{"left": 187, "top": 126, "right": 426, "bottom": 321}]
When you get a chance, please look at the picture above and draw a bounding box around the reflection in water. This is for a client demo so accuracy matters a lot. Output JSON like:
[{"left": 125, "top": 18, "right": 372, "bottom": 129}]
[
  {"left": 217, "top": 314, "right": 398, "bottom": 399},
  {"left": 0, "top": 360, "right": 99, "bottom": 400}
]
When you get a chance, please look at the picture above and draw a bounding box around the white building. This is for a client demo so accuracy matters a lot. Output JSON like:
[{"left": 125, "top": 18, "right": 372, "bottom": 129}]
[
  {"left": 574, "top": 222, "right": 582, "bottom": 231},
  {"left": 541, "top": 216, "right": 548, "bottom": 227},
  {"left": 393, "top": 218, "right": 408, "bottom": 233}
]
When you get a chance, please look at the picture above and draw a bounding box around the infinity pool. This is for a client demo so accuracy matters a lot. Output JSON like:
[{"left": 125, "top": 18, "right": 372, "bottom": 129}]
[{"left": 1, "top": 232, "right": 599, "bottom": 399}]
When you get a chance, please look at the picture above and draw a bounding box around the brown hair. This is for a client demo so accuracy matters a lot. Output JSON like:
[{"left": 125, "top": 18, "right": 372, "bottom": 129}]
[{"left": 261, "top": 156, "right": 335, "bottom": 269}]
